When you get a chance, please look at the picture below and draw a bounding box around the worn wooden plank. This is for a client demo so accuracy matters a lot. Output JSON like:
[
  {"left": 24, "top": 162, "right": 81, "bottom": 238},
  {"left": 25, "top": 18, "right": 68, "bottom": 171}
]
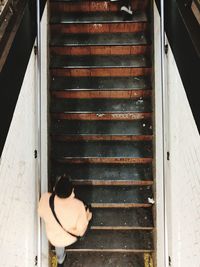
[
  {"left": 50, "top": 162, "right": 153, "bottom": 182},
  {"left": 50, "top": 67, "right": 152, "bottom": 76},
  {"left": 90, "top": 207, "right": 153, "bottom": 228},
  {"left": 66, "top": 229, "right": 153, "bottom": 250},
  {"left": 50, "top": 45, "right": 151, "bottom": 55},
  {"left": 74, "top": 185, "right": 153, "bottom": 205},
  {"left": 50, "top": 32, "right": 148, "bottom": 46},
  {"left": 51, "top": 98, "right": 152, "bottom": 113},
  {"left": 50, "top": 76, "right": 151, "bottom": 91},
  {"left": 51, "top": 90, "right": 152, "bottom": 99},
  {"left": 51, "top": 140, "right": 153, "bottom": 158},
  {"left": 50, "top": 54, "right": 151, "bottom": 69},
  {"left": 50, "top": 22, "right": 148, "bottom": 34},
  {"left": 50, "top": 11, "right": 147, "bottom": 24},
  {"left": 50, "top": 0, "right": 149, "bottom": 13},
  {"left": 60, "top": 252, "right": 148, "bottom": 267},
  {"left": 51, "top": 119, "right": 153, "bottom": 135}
]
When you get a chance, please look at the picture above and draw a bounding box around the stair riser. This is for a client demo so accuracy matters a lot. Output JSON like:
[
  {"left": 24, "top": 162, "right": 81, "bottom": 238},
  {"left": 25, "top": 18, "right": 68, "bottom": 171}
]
[
  {"left": 50, "top": 45, "right": 151, "bottom": 56},
  {"left": 51, "top": 67, "right": 152, "bottom": 77},
  {"left": 50, "top": 23, "right": 148, "bottom": 34},
  {"left": 50, "top": 0, "right": 149, "bottom": 13},
  {"left": 51, "top": 90, "right": 152, "bottom": 99}
]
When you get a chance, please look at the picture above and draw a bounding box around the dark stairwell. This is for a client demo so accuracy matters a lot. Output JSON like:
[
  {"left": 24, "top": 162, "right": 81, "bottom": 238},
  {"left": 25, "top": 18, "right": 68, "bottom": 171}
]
[{"left": 49, "top": 0, "right": 155, "bottom": 266}]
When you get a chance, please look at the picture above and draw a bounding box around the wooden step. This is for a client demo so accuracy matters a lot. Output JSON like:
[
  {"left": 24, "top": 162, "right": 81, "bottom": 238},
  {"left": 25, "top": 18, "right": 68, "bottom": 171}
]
[
  {"left": 50, "top": 54, "right": 151, "bottom": 69},
  {"left": 50, "top": 32, "right": 149, "bottom": 46},
  {"left": 50, "top": 0, "right": 149, "bottom": 13},
  {"left": 51, "top": 119, "right": 153, "bottom": 141},
  {"left": 51, "top": 76, "right": 151, "bottom": 90},
  {"left": 51, "top": 98, "right": 152, "bottom": 113},
  {"left": 51, "top": 90, "right": 152, "bottom": 99},
  {"left": 62, "top": 229, "right": 153, "bottom": 251},
  {"left": 52, "top": 140, "right": 153, "bottom": 164},
  {"left": 51, "top": 67, "right": 151, "bottom": 77},
  {"left": 90, "top": 207, "right": 153, "bottom": 229},
  {"left": 74, "top": 184, "right": 153, "bottom": 207},
  {"left": 50, "top": 31, "right": 151, "bottom": 55},
  {"left": 58, "top": 252, "right": 153, "bottom": 267},
  {"left": 51, "top": 163, "right": 153, "bottom": 185},
  {"left": 50, "top": 11, "right": 147, "bottom": 24},
  {"left": 51, "top": 119, "right": 152, "bottom": 135},
  {"left": 50, "top": 22, "right": 148, "bottom": 34},
  {"left": 50, "top": 76, "right": 152, "bottom": 99},
  {"left": 50, "top": 45, "right": 151, "bottom": 56}
]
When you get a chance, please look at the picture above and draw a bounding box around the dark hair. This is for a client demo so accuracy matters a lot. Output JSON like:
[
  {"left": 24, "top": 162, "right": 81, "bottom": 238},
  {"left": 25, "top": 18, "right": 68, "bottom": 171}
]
[{"left": 54, "top": 175, "right": 73, "bottom": 198}]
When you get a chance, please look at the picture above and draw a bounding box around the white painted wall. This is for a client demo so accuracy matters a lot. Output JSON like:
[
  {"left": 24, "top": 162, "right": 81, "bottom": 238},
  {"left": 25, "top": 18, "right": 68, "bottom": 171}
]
[
  {"left": 0, "top": 4, "right": 48, "bottom": 267},
  {"left": 154, "top": 3, "right": 200, "bottom": 267},
  {"left": 40, "top": 4, "right": 49, "bottom": 267},
  {"left": 0, "top": 49, "right": 37, "bottom": 267},
  {"left": 166, "top": 44, "right": 200, "bottom": 267}
]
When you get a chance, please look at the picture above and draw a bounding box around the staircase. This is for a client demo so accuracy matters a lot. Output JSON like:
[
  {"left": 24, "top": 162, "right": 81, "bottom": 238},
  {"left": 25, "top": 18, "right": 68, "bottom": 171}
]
[{"left": 49, "top": 0, "right": 155, "bottom": 266}]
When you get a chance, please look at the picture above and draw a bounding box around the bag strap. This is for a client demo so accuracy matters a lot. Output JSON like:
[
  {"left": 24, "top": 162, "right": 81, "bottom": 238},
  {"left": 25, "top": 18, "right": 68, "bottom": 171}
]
[{"left": 49, "top": 193, "right": 80, "bottom": 238}]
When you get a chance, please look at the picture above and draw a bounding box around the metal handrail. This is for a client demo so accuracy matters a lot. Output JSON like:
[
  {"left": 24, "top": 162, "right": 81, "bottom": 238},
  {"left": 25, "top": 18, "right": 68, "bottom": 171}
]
[
  {"left": 160, "top": 0, "right": 169, "bottom": 266},
  {"left": 0, "top": 0, "right": 14, "bottom": 23},
  {"left": 36, "top": 0, "right": 42, "bottom": 266}
]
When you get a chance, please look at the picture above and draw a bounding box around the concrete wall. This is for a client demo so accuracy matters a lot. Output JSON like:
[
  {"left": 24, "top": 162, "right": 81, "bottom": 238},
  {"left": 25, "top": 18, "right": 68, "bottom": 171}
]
[
  {"left": 154, "top": 3, "right": 200, "bottom": 267},
  {"left": 0, "top": 4, "right": 48, "bottom": 267}
]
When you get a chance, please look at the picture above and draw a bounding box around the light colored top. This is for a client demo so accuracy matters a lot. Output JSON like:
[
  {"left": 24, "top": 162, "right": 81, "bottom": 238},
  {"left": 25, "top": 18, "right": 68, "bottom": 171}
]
[{"left": 38, "top": 192, "right": 90, "bottom": 247}]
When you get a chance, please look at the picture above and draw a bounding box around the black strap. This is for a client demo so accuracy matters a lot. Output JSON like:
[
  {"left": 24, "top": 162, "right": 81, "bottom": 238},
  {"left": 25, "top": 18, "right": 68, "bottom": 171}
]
[{"left": 49, "top": 193, "right": 80, "bottom": 238}]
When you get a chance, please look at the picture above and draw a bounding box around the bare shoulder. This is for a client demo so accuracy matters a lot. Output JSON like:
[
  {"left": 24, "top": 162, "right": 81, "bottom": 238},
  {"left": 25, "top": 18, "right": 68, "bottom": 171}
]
[
  {"left": 39, "top": 192, "right": 51, "bottom": 204},
  {"left": 73, "top": 197, "right": 85, "bottom": 209}
]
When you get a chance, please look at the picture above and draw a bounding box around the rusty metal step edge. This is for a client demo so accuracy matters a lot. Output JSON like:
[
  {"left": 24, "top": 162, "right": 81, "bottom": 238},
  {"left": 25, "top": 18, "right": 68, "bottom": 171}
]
[
  {"left": 71, "top": 180, "right": 153, "bottom": 186},
  {"left": 50, "top": 11, "right": 148, "bottom": 25},
  {"left": 63, "top": 249, "right": 154, "bottom": 252},
  {"left": 54, "top": 158, "right": 153, "bottom": 164},
  {"left": 90, "top": 203, "right": 152, "bottom": 208},
  {"left": 51, "top": 112, "right": 152, "bottom": 120},
  {"left": 51, "top": 135, "right": 153, "bottom": 141},
  {"left": 90, "top": 226, "right": 154, "bottom": 230}
]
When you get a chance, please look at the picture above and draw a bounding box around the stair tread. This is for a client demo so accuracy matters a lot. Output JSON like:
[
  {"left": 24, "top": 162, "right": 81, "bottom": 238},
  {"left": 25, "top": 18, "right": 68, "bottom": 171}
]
[
  {"left": 51, "top": 76, "right": 151, "bottom": 91},
  {"left": 52, "top": 140, "right": 152, "bottom": 158},
  {"left": 66, "top": 229, "right": 153, "bottom": 250},
  {"left": 51, "top": 119, "right": 153, "bottom": 135},
  {"left": 50, "top": 54, "right": 151, "bottom": 69},
  {"left": 50, "top": 11, "right": 147, "bottom": 24},
  {"left": 90, "top": 207, "right": 153, "bottom": 228},
  {"left": 74, "top": 185, "right": 153, "bottom": 205},
  {"left": 51, "top": 98, "right": 152, "bottom": 113},
  {"left": 61, "top": 252, "right": 150, "bottom": 267},
  {"left": 51, "top": 163, "right": 153, "bottom": 182},
  {"left": 50, "top": 32, "right": 148, "bottom": 46}
]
